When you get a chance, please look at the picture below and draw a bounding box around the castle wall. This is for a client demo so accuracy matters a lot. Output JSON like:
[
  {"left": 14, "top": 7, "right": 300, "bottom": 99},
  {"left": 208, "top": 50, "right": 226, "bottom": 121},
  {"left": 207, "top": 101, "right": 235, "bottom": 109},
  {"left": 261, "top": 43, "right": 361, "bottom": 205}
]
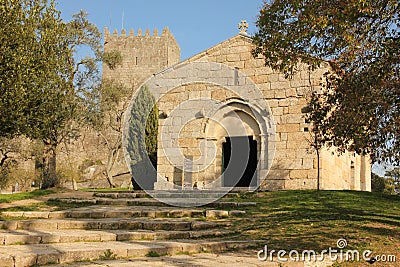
[{"left": 103, "top": 27, "right": 180, "bottom": 91}]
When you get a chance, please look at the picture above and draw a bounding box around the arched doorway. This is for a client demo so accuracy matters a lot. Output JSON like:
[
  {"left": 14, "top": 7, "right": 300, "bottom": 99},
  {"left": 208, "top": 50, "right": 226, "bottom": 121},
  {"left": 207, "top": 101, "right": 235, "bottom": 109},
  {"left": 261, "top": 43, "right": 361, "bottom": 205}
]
[{"left": 205, "top": 105, "right": 262, "bottom": 189}]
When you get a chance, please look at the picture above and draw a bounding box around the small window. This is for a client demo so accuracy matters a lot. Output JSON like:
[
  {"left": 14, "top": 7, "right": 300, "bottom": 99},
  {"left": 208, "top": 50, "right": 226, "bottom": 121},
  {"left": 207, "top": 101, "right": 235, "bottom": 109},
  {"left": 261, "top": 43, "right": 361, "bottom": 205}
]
[
  {"left": 303, "top": 127, "right": 309, "bottom": 132},
  {"left": 234, "top": 67, "right": 239, "bottom": 85},
  {"left": 135, "top": 57, "right": 138, "bottom": 65}
]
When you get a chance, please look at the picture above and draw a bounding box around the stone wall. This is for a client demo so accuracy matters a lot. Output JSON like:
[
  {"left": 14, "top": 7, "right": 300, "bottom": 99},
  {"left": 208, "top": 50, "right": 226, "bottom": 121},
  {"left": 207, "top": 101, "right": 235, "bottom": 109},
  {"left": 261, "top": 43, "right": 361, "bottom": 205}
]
[
  {"left": 148, "top": 34, "right": 371, "bottom": 191},
  {"left": 103, "top": 27, "right": 180, "bottom": 91}
]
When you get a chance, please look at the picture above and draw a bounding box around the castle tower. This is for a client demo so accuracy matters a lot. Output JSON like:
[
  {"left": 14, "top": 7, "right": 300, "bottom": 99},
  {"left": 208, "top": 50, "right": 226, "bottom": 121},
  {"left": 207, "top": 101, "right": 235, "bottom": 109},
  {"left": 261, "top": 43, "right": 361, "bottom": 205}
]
[{"left": 103, "top": 27, "right": 180, "bottom": 90}]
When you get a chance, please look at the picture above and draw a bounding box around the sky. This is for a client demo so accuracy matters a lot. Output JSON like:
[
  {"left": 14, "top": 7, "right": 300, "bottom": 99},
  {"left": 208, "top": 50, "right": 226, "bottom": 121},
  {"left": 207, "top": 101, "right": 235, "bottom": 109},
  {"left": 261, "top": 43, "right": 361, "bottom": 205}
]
[{"left": 56, "top": 0, "right": 264, "bottom": 60}]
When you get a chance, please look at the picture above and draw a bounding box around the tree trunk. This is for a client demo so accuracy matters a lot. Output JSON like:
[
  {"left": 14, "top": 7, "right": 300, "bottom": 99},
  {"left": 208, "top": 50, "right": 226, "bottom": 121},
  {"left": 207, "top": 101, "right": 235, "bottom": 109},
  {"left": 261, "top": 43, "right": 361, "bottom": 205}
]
[
  {"left": 105, "top": 145, "right": 120, "bottom": 188},
  {"left": 316, "top": 149, "right": 320, "bottom": 191},
  {"left": 41, "top": 141, "right": 58, "bottom": 189}
]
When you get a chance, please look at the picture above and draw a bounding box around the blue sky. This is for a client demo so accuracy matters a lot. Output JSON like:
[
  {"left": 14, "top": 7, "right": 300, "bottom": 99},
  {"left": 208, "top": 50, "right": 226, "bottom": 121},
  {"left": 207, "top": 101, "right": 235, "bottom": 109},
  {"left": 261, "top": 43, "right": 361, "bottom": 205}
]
[{"left": 57, "top": 0, "right": 264, "bottom": 60}]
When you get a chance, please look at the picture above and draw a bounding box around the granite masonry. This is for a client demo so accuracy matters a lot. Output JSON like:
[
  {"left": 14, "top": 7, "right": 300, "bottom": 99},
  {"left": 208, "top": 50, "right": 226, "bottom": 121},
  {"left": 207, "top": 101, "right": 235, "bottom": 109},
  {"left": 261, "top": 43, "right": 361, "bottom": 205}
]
[{"left": 101, "top": 24, "right": 371, "bottom": 192}]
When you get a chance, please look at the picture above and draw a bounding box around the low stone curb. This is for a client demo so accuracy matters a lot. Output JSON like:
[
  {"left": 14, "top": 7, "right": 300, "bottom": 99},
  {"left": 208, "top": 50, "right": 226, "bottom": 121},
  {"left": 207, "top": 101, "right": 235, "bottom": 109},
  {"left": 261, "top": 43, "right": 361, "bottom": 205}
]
[
  {"left": 0, "top": 218, "right": 228, "bottom": 231},
  {"left": 50, "top": 198, "right": 257, "bottom": 208},
  {"left": 1, "top": 206, "right": 245, "bottom": 219},
  {"left": 0, "top": 229, "right": 236, "bottom": 245},
  {"left": 0, "top": 240, "right": 260, "bottom": 267}
]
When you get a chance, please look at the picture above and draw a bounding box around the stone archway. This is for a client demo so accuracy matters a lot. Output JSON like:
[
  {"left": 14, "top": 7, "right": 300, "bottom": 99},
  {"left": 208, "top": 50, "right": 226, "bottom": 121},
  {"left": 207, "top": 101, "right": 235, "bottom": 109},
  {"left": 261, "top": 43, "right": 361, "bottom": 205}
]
[{"left": 203, "top": 101, "right": 263, "bottom": 190}]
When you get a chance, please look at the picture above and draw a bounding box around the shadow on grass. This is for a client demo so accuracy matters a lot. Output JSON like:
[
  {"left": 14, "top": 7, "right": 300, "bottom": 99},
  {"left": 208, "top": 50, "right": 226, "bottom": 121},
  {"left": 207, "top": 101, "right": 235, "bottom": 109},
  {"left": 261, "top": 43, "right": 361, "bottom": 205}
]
[{"left": 232, "top": 190, "right": 400, "bottom": 253}]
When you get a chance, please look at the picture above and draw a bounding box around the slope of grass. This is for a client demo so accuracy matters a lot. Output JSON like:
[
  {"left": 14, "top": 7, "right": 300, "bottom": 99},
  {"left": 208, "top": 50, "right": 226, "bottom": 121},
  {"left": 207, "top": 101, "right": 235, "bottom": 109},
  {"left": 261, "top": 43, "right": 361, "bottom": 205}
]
[{"left": 227, "top": 190, "right": 400, "bottom": 266}]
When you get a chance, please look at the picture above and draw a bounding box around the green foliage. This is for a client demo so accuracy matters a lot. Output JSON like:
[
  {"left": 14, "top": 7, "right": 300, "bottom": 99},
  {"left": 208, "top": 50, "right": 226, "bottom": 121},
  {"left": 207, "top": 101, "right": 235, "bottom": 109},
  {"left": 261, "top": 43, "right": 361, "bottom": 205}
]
[
  {"left": 99, "top": 249, "right": 116, "bottom": 260},
  {"left": 0, "top": 1, "right": 102, "bottom": 188},
  {"left": 145, "top": 103, "right": 159, "bottom": 168},
  {"left": 253, "top": 0, "right": 399, "bottom": 164},
  {"left": 145, "top": 251, "right": 161, "bottom": 257},
  {"left": 372, "top": 173, "right": 386, "bottom": 192},
  {"left": 103, "top": 49, "right": 123, "bottom": 70},
  {"left": 371, "top": 172, "right": 395, "bottom": 194},
  {"left": 127, "top": 86, "right": 158, "bottom": 189},
  {"left": 385, "top": 167, "right": 400, "bottom": 190}
]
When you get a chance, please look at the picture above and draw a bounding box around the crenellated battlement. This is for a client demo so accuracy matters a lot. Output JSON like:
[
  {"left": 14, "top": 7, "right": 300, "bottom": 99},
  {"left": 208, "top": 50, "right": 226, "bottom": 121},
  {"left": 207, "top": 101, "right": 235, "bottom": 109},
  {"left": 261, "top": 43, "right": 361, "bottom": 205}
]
[
  {"left": 102, "top": 26, "right": 180, "bottom": 91},
  {"left": 104, "top": 27, "right": 172, "bottom": 39}
]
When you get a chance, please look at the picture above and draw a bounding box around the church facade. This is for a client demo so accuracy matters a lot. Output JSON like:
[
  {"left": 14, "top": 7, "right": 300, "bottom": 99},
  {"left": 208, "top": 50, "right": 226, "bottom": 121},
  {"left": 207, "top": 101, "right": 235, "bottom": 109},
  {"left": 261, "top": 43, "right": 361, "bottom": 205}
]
[{"left": 104, "top": 24, "right": 371, "bottom": 192}]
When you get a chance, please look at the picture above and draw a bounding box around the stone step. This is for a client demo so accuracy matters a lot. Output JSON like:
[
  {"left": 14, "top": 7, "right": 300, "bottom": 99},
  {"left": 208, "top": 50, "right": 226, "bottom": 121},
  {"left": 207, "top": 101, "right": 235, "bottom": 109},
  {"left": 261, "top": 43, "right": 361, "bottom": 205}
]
[
  {"left": 93, "top": 191, "right": 237, "bottom": 199},
  {"left": 0, "top": 229, "right": 236, "bottom": 245},
  {"left": 0, "top": 218, "right": 227, "bottom": 231},
  {"left": 51, "top": 197, "right": 257, "bottom": 208},
  {"left": 1, "top": 206, "right": 245, "bottom": 219},
  {"left": 45, "top": 252, "right": 336, "bottom": 267},
  {"left": 0, "top": 239, "right": 259, "bottom": 267},
  {"left": 93, "top": 192, "right": 149, "bottom": 199}
]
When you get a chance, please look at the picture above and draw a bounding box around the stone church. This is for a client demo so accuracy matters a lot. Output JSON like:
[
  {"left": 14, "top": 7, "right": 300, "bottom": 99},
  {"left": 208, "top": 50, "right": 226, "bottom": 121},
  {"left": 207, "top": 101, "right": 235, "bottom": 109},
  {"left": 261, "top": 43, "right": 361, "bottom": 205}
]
[{"left": 103, "top": 22, "right": 371, "bottom": 192}]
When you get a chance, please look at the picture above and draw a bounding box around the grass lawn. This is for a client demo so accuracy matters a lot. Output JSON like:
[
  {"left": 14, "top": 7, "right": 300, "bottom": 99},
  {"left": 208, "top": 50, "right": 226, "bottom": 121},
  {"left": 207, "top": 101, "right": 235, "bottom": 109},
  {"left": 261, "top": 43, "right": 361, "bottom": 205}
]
[
  {"left": 0, "top": 189, "right": 398, "bottom": 266},
  {"left": 226, "top": 190, "right": 400, "bottom": 266},
  {"left": 0, "top": 189, "right": 55, "bottom": 203}
]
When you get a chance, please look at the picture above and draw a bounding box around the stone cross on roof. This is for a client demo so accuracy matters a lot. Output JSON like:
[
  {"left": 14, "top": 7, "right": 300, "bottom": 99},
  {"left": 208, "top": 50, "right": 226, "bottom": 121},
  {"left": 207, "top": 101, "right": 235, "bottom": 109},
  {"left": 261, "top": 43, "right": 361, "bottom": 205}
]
[{"left": 238, "top": 20, "right": 249, "bottom": 35}]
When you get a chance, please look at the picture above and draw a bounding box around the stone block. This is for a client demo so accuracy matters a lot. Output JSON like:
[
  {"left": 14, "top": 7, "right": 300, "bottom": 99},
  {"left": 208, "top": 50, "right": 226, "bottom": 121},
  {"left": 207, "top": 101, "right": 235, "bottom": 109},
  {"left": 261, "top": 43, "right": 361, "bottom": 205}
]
[
  {"left": 0, "top": 254, "right": 14, "bottom": 267},
  {"left": 274, "top": 89, "right": 286, "bottom": 99},
  {"left": 49, "top": 211, "right": 68, "bottom": 219},
  {"left": 57, "top": 220, "right": 99, "bottom": 230},
  {"left": 290, "top": 79, "right": 310, "bottom": 88},
  {"left": 206, "top": 210, "right": 229, "bottom": 218},
  {"left": 41, "top": 234, "right": 61, "bottom": 244},
  {"left": 285, "top": 87, "right": 297, "bottom": 97},
  {"left": 116, "top": 231, "right": 144, "bottom": 241},
  {"left": 286, "top": 140, "right": 309, "bottom": 149},
  {"left": 276, "top": 124, "right": 300, "bottom": 133},
  {"left": 4, "top": 233, "right": 41, "bottom": 245},
  {"left": 1, "top": 211, "right": 23, "bottom": 218},
  {"left": 268, "top": 99, "right": 279, "bottom": 108},
  {"left": 143, "top": 221, "right": 188, "bottom": 231},
  {"left": 271, "top": 81, "right": 290, "bottom": 90},
  {"left": 279, "top": 97, "right": 298, "bottom": 107},
  {"left": 126, "top": 243, "right": 167, "bottom": 257},
  {"left": 18, "top": 220, "right": 57, "bottom": 231},
  {"left": 13, "top": 253, "right": 38, "bottom": 267},
  {"left": 191, "top": 221, "right": 217, "bottom": 230},
  {"left": 240, "top": 52, "right": 251, "bottom": 60},
  {"left": 289, "top": 170, "right": 309, "bottom": 179},
  {"left": 267, "top": 168, "right": 290, "bottom": 179},
  {"left": 201, "top": 241, "right": 228, "bottom": 252},
  {"left": 302, "top": 158, "right": 315, "bottom": 169}
]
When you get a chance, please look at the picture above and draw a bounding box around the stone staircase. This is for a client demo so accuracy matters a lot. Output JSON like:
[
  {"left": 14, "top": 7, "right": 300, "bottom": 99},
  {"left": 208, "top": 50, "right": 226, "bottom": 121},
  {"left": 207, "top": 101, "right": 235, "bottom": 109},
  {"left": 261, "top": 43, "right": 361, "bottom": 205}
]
[{"left": 0, "top": 191, "right": 260, "bottom": 267}]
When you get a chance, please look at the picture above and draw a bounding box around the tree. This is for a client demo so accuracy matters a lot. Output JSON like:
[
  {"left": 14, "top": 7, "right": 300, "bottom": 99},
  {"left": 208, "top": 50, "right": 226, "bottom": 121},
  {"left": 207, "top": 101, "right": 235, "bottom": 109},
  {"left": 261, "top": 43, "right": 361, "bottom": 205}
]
[
  {"left": 385, "top": 167, "right": 400, "bottom": 191},
  {"left": 304, "top": 90, "right": 331, "bottom": 191},
  {"left": 126, "top": 86, "right": 158, "bottom": 190},
  {"left": 253, "top": 0, "right": 399, "bottom": 165},
  {"left": 95, "top": 79, "right": 131, "bottom": 187},
  {"left": 0, "top": 0, "right": 102, "bottom": 188},
  {"left": 371, "top": 172, "right": 395, "bottom": 194}
]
